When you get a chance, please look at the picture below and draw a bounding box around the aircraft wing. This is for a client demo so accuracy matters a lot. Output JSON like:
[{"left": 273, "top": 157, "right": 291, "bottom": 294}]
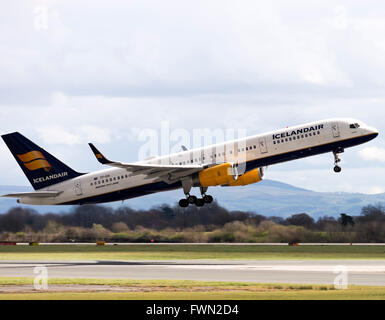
[
  {"left": 1, "top": 191, "right": 63, "bottom": 198},
  {"left": 88, "top": 143, "right": 204, "bottom": 183}
]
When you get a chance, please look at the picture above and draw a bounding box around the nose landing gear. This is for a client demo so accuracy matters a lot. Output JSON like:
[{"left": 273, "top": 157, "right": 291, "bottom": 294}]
[
  {"left": 333, "top": 148, "right": 344, "bottom": 173},
  {"left": 334, "top": 165, "right": 342, "bottom": 173}
]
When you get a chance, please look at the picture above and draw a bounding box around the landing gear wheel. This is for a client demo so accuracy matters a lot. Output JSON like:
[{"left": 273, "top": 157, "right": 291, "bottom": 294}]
[
  {"left": 333, "top": 150, "right": 343, "bottom": 174},
  {"left": 203, "top": 195, "right": 213, "bottom": 204},
  {"left": 195, "top": 198, "right": 205, "bottom": 207},
  {"left": 200, "top": 187, "right": 213, "bottom": 205},
  {"left": 187, "top": 195, "right": 197, "bottom": 204},
  {"left": 179, "top": 199, "right": 189, "bottom": 208},
  {"left": 334, "top": 165, "right": 342, "bottom": 173}
]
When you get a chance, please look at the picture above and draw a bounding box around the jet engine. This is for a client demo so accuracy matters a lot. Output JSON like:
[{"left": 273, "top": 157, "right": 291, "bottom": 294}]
[
  {"left": 228, "top": 167, "right": 264, "bottom": 186},
  {"left": 192, "top": 163, "right": 263, "bottom": 188},
  {"left": 192, "top": 162, "right": 238, "bottom": 187}
]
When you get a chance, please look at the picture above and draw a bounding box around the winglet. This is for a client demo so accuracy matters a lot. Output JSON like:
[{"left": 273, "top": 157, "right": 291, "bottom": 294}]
[{"left": 88, "top": 143, "right": 113, "bottom": 165}]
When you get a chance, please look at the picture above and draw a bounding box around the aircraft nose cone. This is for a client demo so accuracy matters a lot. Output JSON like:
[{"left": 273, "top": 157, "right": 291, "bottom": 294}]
[{"left": 370, "top": 129, "right": 379, "bottom": 140}]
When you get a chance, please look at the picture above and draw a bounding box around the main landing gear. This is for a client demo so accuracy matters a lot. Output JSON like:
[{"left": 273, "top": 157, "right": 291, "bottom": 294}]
[
  {"left": 333, "top": 148, "right": 344, "bottom": 173},
  {"left": 179, "top": 187, "right": 214, "bottom": 208}
]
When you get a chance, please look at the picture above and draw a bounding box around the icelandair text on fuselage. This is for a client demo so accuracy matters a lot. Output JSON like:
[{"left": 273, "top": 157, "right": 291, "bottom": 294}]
[
  {"left": 33, "top": 172, "right": 68, "bottom": 184},
  {"left": 273, "top": 124, "right": 324, "bottom": 140}
]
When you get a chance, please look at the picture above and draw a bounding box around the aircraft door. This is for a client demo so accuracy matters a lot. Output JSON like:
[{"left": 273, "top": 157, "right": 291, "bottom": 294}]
[
  {"left": 74, "top": 180, "right": 83, "bottom": 196},
  {"left": 259, "top": 137, "right": 268, "bottom": 154},
  {"left": 331, "top": 123, "right": 340, "bottom": 138}
]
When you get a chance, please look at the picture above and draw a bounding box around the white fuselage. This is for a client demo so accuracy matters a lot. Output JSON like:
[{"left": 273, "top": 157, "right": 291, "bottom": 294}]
[{"left": 18, "top": 118, "right": 378, "bottom": 205}]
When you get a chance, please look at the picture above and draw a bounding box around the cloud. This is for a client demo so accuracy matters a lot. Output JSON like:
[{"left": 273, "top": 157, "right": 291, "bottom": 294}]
[
  {"left": 36, "top": 126, "right": 82, "bottom": 145},
  {"left": 36, "top": 125, "right": 111, "bottom": 145},
  {"left": 78, "top": 126, "right": 112, "bottom": 144},
  {"left": 367, "top": 186, "right": 385, "bottom": 194},
  {"left": 2, "top": 0, "right": 385, "bottom": 103},
  {"left": 359, "top": 147, "right": 385, "bottom": 162},
  {"left": 0, "top": 1, "right": 384, "bottom": 194}
]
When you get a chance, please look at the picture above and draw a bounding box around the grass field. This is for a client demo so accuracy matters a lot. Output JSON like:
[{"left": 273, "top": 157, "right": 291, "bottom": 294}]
[
  {"left": 0, "top": 278, "right": 384, "bottom": 300},
  {"left": 0, "top": 244, "right": 384, "bottom": 261}
]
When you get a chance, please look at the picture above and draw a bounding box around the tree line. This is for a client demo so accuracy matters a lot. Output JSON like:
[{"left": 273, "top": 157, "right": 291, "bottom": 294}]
[{"left": 0, "top": 202, "right": 384, "bottom": 243}]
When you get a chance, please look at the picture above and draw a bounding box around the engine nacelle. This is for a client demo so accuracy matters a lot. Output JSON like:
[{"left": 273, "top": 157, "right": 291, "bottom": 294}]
[
  {"left": 192, "top": 162, "right": 238, "bottom": 187},
  {"left": 228, "top": 167, "right": 264, "bottom": 186}
]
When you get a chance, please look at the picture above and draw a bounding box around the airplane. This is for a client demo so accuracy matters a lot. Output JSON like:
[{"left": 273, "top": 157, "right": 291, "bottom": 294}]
[{"left": 0, "top": 118, "right": 379, "bottom": 207}]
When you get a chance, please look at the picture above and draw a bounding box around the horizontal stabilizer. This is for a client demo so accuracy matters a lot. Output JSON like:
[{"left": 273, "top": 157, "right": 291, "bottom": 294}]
[{"left": 1, "top": 191, "right": 62, "bottom": 199}]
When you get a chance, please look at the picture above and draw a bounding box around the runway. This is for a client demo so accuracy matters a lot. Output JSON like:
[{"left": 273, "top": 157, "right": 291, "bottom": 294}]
[{"left": 1, "top": 260, "right": 385, "bottom": 286}]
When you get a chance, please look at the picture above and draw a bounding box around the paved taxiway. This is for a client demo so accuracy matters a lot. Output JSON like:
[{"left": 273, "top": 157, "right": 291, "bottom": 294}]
[{"left": 1, "top": 260, "right": 385, "bottom": 286}]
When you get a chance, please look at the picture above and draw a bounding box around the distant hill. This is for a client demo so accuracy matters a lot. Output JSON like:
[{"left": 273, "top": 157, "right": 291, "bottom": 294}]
[{"left": 0, "top": 180, "right": 384, "bottom": 219}]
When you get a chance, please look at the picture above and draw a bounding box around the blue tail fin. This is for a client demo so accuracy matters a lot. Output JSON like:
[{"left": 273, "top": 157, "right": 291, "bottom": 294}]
[{"left": 2, "top": 132, "right": 84, "bottom": 190}]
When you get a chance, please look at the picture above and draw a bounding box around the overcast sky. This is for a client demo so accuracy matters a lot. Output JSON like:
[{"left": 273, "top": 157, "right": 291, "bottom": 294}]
[{"left": 0, "top": 1, "right": 384, "bottom": 194}]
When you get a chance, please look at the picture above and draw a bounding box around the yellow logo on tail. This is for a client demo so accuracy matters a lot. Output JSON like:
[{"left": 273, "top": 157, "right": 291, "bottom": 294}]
[{"left": 17, "top": 151, "right": 52, "bottom": 172}]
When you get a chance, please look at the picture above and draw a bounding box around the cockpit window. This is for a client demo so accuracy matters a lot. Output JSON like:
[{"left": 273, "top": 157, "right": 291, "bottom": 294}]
[{"left": 350, "top": 123, "right": 360, "bottom": 129}]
